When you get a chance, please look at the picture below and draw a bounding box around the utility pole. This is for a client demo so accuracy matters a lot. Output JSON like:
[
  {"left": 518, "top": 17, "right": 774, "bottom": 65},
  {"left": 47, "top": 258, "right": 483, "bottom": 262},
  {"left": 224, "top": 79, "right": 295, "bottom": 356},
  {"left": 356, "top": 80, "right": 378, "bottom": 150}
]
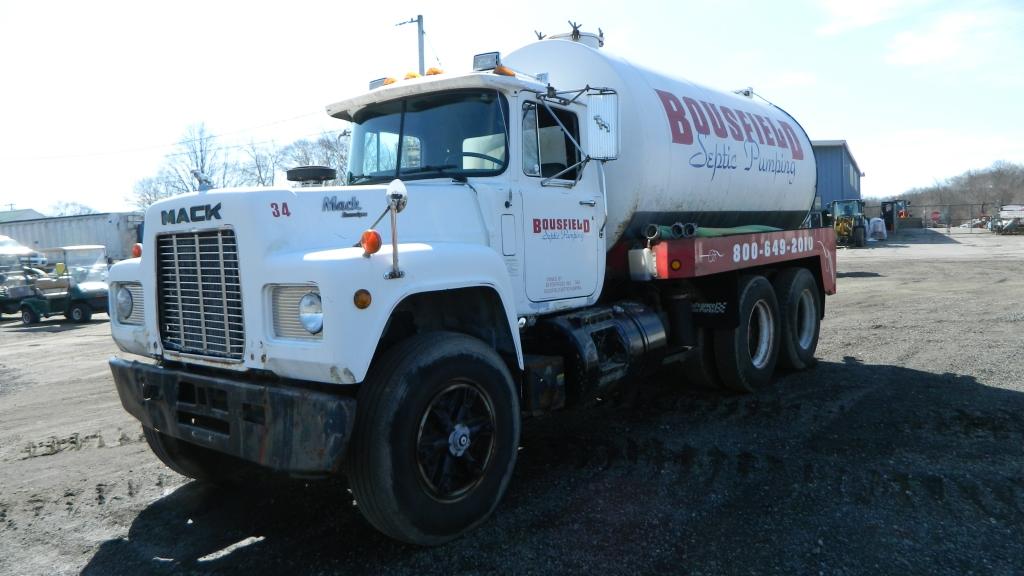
[{"left": 397, "top": 14, "right": 425, "bottom": 75}]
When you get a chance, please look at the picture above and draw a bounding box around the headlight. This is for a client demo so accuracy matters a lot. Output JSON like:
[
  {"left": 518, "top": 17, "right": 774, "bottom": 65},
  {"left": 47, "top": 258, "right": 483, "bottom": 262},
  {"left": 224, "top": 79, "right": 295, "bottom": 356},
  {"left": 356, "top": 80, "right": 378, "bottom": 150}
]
[
  {"left": 116, "top": 285, "right": 134, "bottom": 322},
  {"left": 298, "top": 292, "right": 323, "bottom": 334}
]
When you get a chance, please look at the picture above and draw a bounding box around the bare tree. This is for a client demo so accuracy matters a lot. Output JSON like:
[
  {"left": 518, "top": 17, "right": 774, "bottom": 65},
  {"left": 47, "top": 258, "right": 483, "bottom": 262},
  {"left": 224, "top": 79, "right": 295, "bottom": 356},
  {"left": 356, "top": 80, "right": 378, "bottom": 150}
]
[
  {"left": 240, "top": 140, "right": 279, "bottom": 186},
  {"left": 278, "top": 130, "right": 350, "bottom": 183},
  {"left": 132, "top": 125, "right": 352, "bottom": 207},
  {"left": 50, "top": 202, "right": 98, "bottom": 216},
  {"left": 130, "top": 172, "right": 179, "bottom": 209}
]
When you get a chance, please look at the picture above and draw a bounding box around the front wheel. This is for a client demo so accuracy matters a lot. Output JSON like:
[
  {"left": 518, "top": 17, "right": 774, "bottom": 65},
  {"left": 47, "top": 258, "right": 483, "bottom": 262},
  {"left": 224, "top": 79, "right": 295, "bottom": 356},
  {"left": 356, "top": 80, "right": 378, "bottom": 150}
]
[
  {"left": 20, "top": 307, "right": 40, "bottom": 326},
  {"left": 348, "top": 332, "right": 520, "bottom": 545},
  {"left": 853, "top": 226, "right": 866, "bottom": 247}
]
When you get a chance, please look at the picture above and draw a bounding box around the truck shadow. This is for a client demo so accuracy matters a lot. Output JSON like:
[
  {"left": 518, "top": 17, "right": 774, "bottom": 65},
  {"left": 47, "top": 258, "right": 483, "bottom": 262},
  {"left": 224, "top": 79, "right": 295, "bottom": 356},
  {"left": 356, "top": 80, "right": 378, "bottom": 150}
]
[
  {"left": 81, "top": 360, "right": 1024, "bottom": 575},
  {"left": 1, "top": 316, "right": 108, "bottom": 333}
]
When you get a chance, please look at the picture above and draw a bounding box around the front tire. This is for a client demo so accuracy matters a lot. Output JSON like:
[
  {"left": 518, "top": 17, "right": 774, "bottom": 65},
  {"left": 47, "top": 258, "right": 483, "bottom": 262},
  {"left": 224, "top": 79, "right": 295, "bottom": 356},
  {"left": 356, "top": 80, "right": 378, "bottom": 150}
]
[
  {"left": 853, "top": 226, "right": 866, "bottom": 247},
  {"left": 714, "top": 275, "right": 781, "bottom": 392},
  {"left": 20, "top": 307, "right": 39, "bottom": 325},
  {"left": 348, "top": 332, "right": 520, "bottom": 545}
]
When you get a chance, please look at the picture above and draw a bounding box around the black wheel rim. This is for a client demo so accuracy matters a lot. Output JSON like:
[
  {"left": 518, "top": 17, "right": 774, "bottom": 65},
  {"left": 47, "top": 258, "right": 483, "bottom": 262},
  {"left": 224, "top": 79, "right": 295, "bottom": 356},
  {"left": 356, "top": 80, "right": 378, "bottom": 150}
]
[{"left": 416, "top": 380, "right": 496, "bottom": 502}]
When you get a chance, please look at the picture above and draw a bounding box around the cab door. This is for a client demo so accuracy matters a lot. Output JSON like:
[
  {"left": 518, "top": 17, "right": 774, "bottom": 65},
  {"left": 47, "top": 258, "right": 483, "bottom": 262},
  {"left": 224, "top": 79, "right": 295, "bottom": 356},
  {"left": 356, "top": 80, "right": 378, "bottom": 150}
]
[{"left": 519, "top": 100, "right": 602, "bottom": 302}]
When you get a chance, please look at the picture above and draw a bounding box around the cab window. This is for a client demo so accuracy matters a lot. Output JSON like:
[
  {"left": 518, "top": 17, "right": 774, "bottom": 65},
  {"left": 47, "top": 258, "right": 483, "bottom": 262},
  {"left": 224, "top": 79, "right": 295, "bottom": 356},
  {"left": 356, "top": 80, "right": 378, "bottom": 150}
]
[{"left": 522, "top": 102, "right": 580, "bottom": 180}]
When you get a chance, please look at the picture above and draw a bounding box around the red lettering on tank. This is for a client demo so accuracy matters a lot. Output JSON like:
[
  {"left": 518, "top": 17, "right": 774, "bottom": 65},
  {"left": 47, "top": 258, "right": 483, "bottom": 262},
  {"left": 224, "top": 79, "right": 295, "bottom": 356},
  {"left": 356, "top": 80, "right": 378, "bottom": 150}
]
[
  {"left": 682, "top": 97, "right": 710, "bottom": 136},
  {"left": 766, "top": 117, "right": 788, "bottom": 150},
  {"left": 747, "top": 112, "right": 765, "bottom": 144},
  {"left": 753, "top": 114, "right": 776, "bottom": 146},
  {"left": 778, "top": 121, "right": 805, "bottom": 160},
  {"left": 720, "top": 106, "right": 744, "bottom": 141},
  {"left": 736, "top": 110, "right": 757, "bottom": 143},
  {"left": 655, "top": 89, "right": 693, "bottom": 145},
  {"left": 700, "top": 101, "right": 728, "bottom": 138},
  {"left": 533, "top": 219, "right": 541, "bottom": 233}
]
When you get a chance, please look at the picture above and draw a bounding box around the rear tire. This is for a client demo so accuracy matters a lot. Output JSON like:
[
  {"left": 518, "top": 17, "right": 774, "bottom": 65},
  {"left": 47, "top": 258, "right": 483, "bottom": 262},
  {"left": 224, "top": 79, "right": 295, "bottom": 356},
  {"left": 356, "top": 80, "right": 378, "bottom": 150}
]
[
  {"left": 682, "top": 326, "right": 721, "bottom": 389},
  {"left": 348, "top": 331, "right": 520, "bottom": 546},
  {"left": 772, "top": 268, "right": 821, "bottom": 371},
  {"left": 714, "top": 275, "right": 780, "bottom": 393},
  {"left": 143, "top": 427, "right": 253, "bottom": 485},
  {"left": 69, "top": 302, "right": 92, "bottom": 323}
]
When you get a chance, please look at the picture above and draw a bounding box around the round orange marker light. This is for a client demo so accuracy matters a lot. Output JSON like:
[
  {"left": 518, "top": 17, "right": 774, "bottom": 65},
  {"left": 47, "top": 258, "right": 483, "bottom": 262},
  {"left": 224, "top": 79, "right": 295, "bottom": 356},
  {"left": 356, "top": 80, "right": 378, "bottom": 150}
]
[
  {"left": 405, "top": 71, "right": 421, "bottom": 79},
  {"left": 132, "top": 243, "right": 143, "bottom": 258},
  {"left": 353, "top": 289, "right": 372, "bottom": 309},
  {"left": 382, "top": 77, "right": 397, "bottom": 85},
  {"left": 361, "top": 229, "right": 382, "bottom": 256},
  {"left": 426, "top": 67, "right": 444, "bottom": 75},
  {"left": 670, "top": 259, "right": 682, "bottom": 271}
]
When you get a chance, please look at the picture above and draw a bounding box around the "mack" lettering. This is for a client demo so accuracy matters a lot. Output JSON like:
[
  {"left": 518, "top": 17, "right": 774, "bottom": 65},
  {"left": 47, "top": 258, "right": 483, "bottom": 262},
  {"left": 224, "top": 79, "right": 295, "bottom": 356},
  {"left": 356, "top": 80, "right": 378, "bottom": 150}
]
[{"left": 161, "top": 203, "right": 222, "bottom": 225}]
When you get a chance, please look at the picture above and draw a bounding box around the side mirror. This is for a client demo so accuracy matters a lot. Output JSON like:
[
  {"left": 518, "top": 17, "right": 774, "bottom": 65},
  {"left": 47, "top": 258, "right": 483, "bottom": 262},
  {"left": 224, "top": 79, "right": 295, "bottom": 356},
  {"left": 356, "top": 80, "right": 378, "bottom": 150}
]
[
  {"left": 587, "top": 92, "right": 619, "bottom": 160},
  {"left": 386, "top": 179, "right": 408, "bottom": 213}
]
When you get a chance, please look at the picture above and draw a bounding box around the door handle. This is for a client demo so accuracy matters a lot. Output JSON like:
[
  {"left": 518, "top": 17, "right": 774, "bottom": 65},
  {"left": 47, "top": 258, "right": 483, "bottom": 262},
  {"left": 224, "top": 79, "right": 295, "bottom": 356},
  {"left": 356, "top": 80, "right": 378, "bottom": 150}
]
[{"left": 579, "top": 199, "right": 597, "bottom": 207}]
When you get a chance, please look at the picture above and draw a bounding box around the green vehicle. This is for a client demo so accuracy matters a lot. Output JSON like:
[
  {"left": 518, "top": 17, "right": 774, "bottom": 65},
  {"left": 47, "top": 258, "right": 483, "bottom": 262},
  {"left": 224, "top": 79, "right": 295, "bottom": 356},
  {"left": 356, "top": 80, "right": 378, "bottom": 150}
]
[
  {"left": 18, "top": 245, "right": 109, "bottom": 325},
  {"left": 0, "top": 254, "right": 38, "bottom": 316}
]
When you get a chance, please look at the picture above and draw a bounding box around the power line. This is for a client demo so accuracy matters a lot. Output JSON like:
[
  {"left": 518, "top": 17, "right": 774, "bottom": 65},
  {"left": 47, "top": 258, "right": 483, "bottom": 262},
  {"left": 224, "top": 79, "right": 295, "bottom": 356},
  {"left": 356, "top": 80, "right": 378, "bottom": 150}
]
[{"left": 8, "top": 111, "right": 335, "bottom": 161}]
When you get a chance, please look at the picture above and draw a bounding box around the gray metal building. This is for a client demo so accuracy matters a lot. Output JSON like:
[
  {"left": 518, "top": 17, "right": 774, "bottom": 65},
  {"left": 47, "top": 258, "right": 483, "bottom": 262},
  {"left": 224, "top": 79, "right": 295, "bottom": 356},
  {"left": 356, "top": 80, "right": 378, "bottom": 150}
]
[{"left": 812, "top": 140, "right": 863, "bottom": 209}]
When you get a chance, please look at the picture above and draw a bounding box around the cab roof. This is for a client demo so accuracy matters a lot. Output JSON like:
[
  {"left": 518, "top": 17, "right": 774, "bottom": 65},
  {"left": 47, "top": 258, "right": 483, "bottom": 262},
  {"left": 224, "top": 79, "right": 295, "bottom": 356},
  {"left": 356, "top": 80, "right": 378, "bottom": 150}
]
[{"left": 326, "top": 72, "right": 544, "bottom": 122}]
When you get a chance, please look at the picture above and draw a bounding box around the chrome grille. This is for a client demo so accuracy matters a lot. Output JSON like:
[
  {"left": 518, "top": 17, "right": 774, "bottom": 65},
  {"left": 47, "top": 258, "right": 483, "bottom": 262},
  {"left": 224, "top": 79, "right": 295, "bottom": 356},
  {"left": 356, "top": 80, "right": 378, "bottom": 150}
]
[{"left": 157, "top": 229, "right": 244, "bottom": 360}]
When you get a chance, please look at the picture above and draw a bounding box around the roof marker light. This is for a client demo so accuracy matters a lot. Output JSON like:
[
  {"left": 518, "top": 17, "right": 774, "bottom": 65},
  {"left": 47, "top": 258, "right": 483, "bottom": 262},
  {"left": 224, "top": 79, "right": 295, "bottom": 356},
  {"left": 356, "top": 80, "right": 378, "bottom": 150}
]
[{"left": 473, "top": 51, "right": 501, "bottom": 71}]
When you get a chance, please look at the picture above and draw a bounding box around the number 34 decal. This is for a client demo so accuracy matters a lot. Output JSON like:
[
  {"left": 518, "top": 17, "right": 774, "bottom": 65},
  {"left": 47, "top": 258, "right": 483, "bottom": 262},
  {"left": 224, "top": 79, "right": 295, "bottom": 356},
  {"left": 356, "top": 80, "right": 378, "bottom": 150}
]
[{"left": 270, "top": 202, "right": 291, "bottom": 217}]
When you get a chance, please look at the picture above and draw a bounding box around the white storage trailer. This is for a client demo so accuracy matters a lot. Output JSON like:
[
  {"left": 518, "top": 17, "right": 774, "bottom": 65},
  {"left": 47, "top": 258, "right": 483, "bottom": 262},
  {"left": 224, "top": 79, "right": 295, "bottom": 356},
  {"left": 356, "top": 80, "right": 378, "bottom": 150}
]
[
  {"left": 107, "top": 29, "right": 836, "bottom": 545},
  {"left": 0, "top": 212, "right": 143, "bottom": 261}
]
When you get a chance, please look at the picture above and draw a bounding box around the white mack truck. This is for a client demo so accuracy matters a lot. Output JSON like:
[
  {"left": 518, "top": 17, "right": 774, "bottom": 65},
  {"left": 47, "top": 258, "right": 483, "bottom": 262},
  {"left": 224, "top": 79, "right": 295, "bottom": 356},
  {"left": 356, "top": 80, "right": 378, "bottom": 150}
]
[{"left": 108, "top": 29, "right": 836, "bottom": 545}]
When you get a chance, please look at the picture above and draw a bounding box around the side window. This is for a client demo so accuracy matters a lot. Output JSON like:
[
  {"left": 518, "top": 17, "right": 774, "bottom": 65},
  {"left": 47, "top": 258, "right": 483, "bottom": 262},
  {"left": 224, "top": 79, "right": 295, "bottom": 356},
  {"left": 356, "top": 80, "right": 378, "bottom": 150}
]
[{"left": 522, "top": 102, "right": 581, "bottom": 180}]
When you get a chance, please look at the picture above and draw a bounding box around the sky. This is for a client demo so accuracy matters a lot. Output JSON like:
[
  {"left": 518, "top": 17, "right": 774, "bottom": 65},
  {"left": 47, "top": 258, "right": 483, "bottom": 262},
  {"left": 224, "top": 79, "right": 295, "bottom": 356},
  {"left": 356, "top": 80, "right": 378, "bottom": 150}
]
[{"left": 1, "top": 0, "right": 1021, "bottom": 214}]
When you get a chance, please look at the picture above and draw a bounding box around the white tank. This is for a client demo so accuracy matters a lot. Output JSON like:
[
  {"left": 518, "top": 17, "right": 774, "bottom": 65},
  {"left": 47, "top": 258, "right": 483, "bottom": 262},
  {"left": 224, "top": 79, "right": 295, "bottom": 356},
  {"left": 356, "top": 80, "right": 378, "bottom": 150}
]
[{"left": 504, "top": 40, "right": 816, "bottom": 246}]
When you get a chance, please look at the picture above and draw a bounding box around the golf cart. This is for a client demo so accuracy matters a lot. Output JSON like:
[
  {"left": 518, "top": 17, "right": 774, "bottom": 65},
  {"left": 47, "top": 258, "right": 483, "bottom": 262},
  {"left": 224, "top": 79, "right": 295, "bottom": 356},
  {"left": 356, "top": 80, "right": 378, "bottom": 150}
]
[
  {"left": 18, "top": 245, "right": 109, "bottom": 325},
  {"left": 0, "top": 253, "right": 39, "bottom": 316},
  {"left": 826, "top": 199, "right": 868, "bottom": 247}
]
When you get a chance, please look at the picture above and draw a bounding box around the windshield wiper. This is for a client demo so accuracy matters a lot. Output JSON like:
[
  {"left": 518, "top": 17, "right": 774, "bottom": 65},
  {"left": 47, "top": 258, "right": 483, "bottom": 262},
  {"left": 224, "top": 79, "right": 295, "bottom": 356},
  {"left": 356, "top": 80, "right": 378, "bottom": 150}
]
[
  {"left": 350, "top": 174, "right": 388, "bottom": 184},
  {"left": 399, "top": 164, "right": 457, "bottom": 177}
]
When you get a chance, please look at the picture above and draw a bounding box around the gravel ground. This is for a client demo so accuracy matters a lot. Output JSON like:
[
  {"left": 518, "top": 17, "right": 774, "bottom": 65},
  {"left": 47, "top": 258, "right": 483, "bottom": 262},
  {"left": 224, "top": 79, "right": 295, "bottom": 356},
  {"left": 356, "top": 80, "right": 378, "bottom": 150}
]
[{"left": 1, "top": 228, "right": 1022, "bottom": 575}]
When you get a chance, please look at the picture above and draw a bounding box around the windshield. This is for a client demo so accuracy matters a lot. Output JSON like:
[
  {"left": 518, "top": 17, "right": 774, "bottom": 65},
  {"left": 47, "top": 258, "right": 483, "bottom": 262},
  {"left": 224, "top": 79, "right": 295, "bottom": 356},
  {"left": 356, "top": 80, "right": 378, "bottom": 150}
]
[
  {"left": 62, "top": 248, "right": 107, "bottom": 283},
  {"left": 349, "top": 90, "right": 509, "bottom": 184}
]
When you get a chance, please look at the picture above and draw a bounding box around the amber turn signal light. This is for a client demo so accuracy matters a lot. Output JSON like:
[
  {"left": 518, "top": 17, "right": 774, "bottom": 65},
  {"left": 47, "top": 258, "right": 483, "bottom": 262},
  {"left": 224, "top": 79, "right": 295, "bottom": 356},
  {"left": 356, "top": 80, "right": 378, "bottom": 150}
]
[
  {"left": 132, "top": 243, "right": 143, "bottom": 258},
  {"left": 353, "top": 289, "right": 372, "bottom": 309},
  {"left": 361, "top": 229, "right": 382, "bottom": 257}
]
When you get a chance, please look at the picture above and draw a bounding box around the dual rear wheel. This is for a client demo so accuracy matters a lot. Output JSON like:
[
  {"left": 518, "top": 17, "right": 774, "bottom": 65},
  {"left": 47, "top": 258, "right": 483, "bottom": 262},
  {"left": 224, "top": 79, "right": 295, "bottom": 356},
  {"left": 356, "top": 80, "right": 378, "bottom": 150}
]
[{"left": 688, "top": 268, "right": 821, "bottom": 393}]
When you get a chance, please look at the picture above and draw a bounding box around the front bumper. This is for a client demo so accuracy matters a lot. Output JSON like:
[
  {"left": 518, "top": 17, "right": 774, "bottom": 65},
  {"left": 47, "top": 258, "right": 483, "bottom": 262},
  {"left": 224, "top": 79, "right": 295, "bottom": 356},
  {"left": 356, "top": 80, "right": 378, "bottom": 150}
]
[{"left": 110, "top": 357, "right": 356, "bottom": 475}]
